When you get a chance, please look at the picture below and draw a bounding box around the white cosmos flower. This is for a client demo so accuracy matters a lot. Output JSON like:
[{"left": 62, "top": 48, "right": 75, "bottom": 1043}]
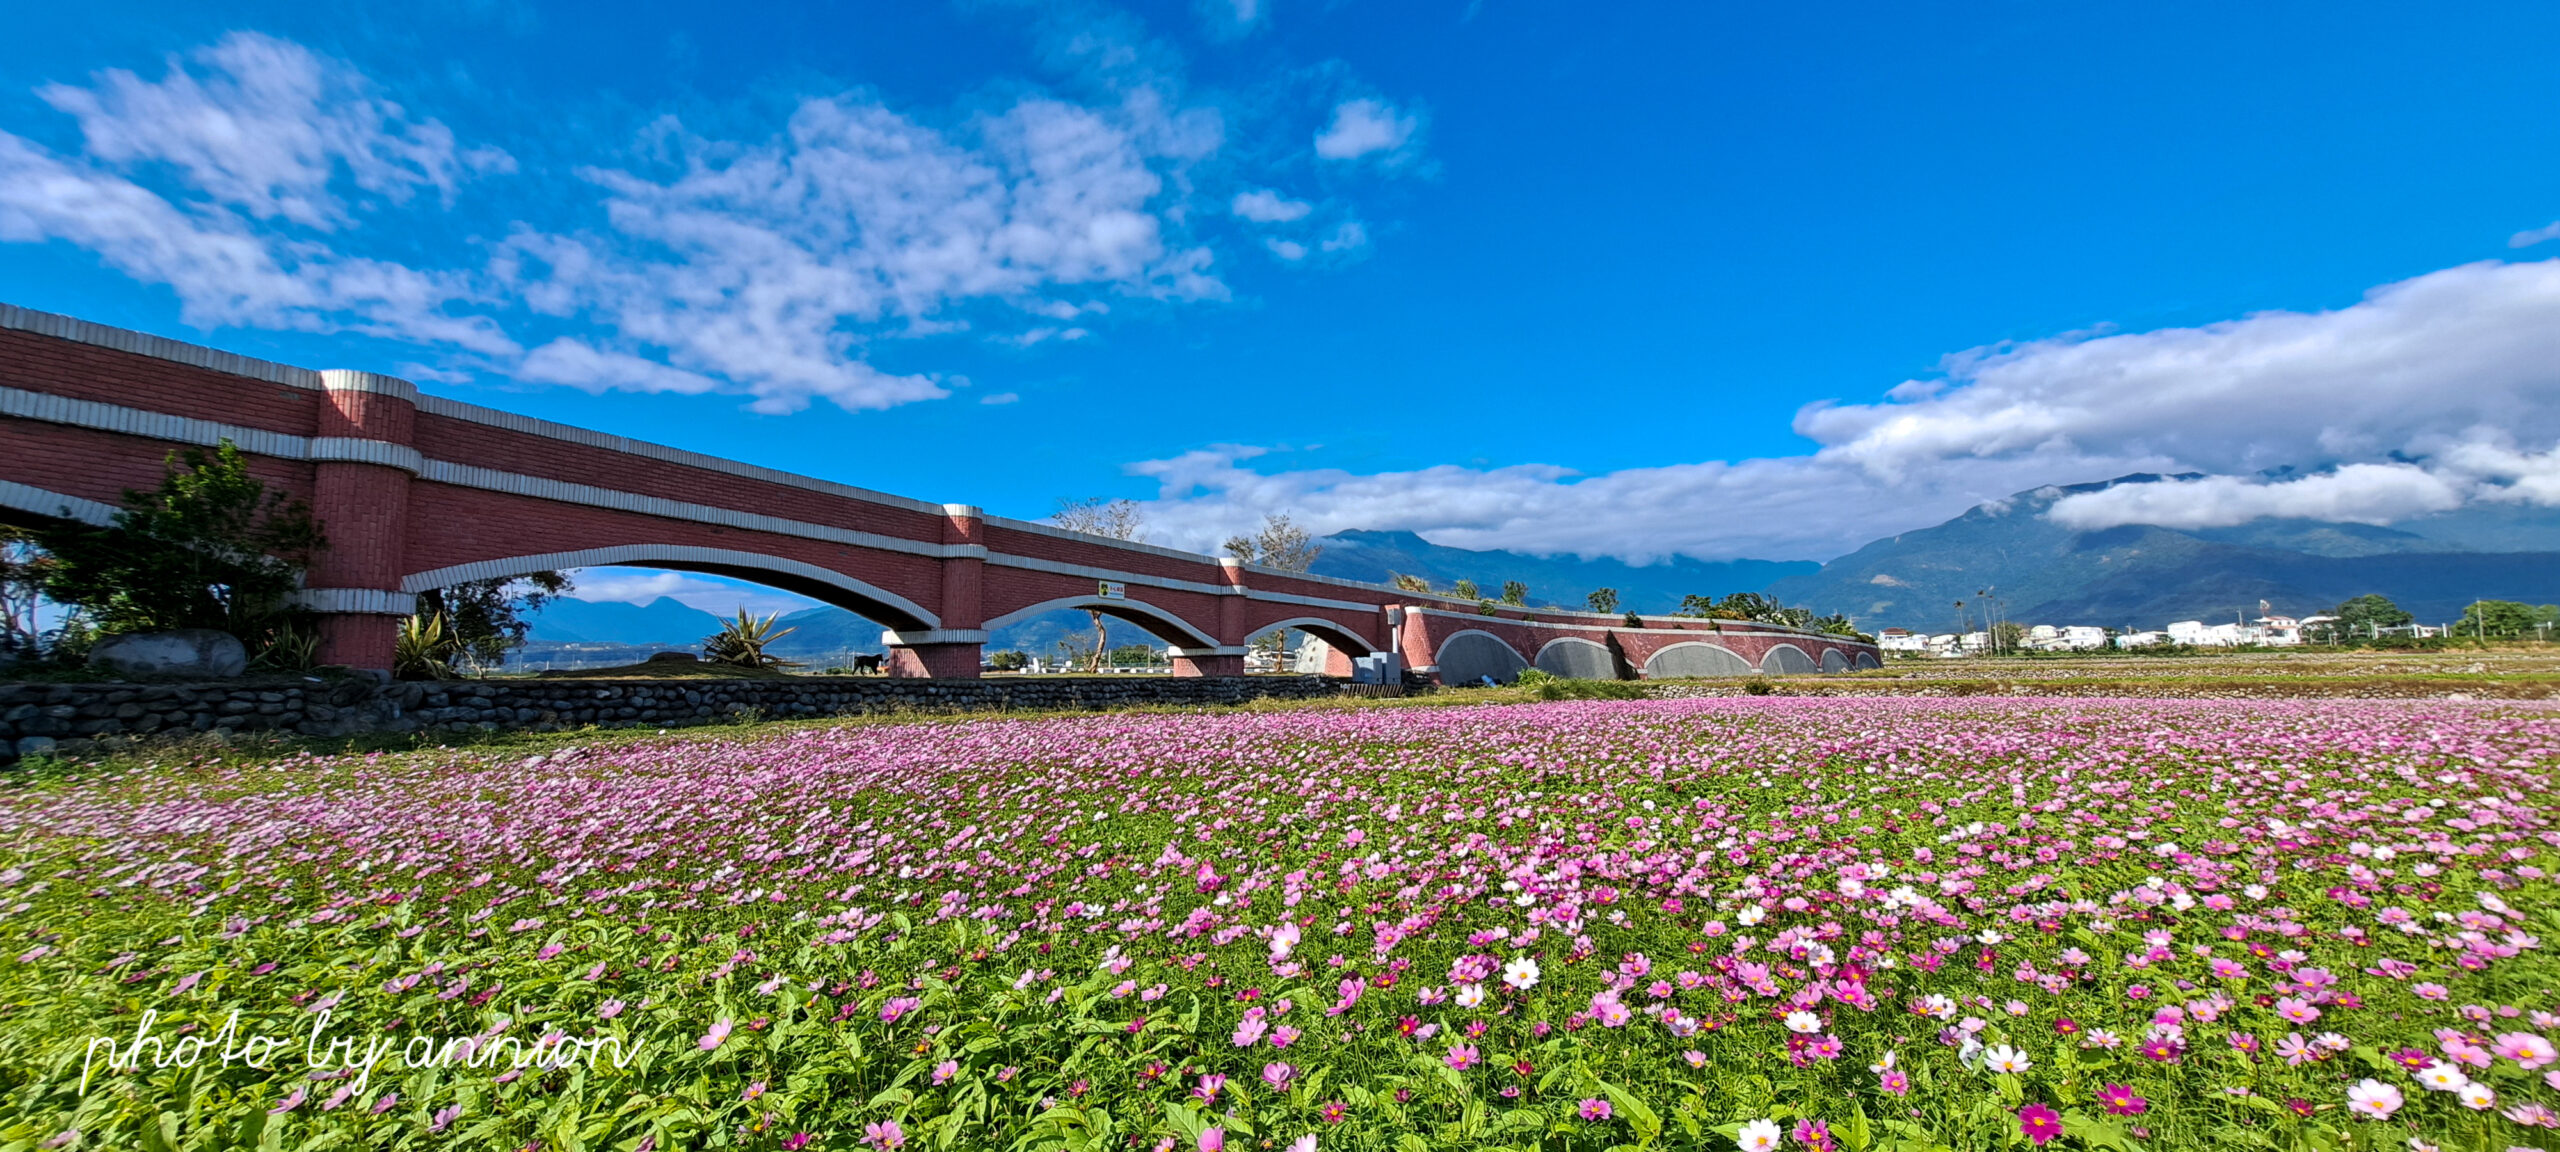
[
  {"left": 1784, "top": 1011, "right": 1822, "bottom": 1034},
  {"left": 2416, "top": 1063, "right": 2469, "bottom": 1092},
  {"left": 1502, "top": 956, "right": 1541, "bottom": 991},
  {"left": 1455, "top": 984, "right": 1486, "bottom": 1008},
  {"left": 1737, "top": 1119, "right": 1782, "bottom": 1152},
  {"left": 2455, "top": 1081, "right": 2494, "bottom": 1110},
  {"left": 1982, "top": 1044, "right": 2031, "bottom": 1073},
  {"left": 1737, "top": 904, "right": 1766, "bottom": 925}
]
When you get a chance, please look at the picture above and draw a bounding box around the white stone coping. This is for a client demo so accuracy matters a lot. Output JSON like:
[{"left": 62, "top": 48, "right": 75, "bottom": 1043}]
[
  {"left": 316, "top": 369, "right": 419, "bottom": 400},
  {"left": 880, "top": 629, "right": 989, "bottom": 646},
  {"left": 293, "top": 588, "right": 419, "bottom": 615},
  {"left": 0, "top": 479, "right": 117, "bottom": 526},
  {"left": 0, "top": 303, "right": 321, "bottom": 387},
  {"left": 308, "top": 437, "right": 425, "bottom": 474},
  {"left": 1168, "top": 646, "right": 1251, "bottom": 658}
]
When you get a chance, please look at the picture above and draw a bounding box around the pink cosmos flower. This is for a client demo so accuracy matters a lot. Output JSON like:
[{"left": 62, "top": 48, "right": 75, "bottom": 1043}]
[
  {"left": 2493, "top": 1033, "right": 2556, "bottom": 1070},
  {"left": 1198, "top": 1129, "right": 1226, "bottom": 1152},
  {"left": 866, "top": 1120, "right": 907, "bottom": 1148},
  {"left": 2345, "top": 1079, "right": 2403, "bottom": 1120},
  {"left": 1263, "top": 1062, "right": 1295, "bottom": 1089},
  {"left": 1578, "top": 1099, "right": 1613, "bottom": 1122},
  {"left": 698, "top": 1019, "right": 733, "bottom": 1050},
  {"left": 931, "top": 1060, "right": 959, "bottom": 1085},
  {"left": 2098, "top": 1085, "right": 2147, "bottom": 1116}
]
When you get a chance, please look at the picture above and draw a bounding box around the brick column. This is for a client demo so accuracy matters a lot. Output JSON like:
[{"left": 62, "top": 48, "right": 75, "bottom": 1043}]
[
  {"left": 1172, "top": 559, "right": 1251, "bottom": 676},
  {"left": 884, "top": 504, "right": 987, "bottom": 679},
  {"left": 303, "top": 370, "right": 423, "bottom": 673},
  {"left": 1395, "top": 605, "right": 1444, "bottom": 684}
]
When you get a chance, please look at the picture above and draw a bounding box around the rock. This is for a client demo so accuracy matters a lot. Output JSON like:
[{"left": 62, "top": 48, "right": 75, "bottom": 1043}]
[
  {"left": 88, "top": 630, "right": 248, "bottom": 679},
  {"left": 646, "top": 650, "right": 700, "bottom": 663},
  {"left": 15, "top": 735, "right": 56, "bottom": 758}
]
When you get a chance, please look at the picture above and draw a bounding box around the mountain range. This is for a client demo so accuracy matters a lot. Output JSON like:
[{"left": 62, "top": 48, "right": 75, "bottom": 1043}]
[
  {"left": 519, "top": 475, "right": 2560, "bottom": 649},
  {"left": 1764, "top": 476, "right": 2560, "bottom": 632}
]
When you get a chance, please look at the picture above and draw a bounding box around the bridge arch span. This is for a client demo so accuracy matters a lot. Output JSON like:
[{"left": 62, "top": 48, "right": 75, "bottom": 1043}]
[
  {"left": 983, "top": 594, "right": 1221, "bottom": 650},
  {"left": 1244, "top": 616, "right": 1377, "bottom": 657},
  {"left": 403, "top": 545, "right": 939, "bottom": 632}
]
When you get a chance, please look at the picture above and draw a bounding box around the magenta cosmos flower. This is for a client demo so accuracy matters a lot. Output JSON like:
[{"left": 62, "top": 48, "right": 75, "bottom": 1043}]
[
  {"left": 2017, "top": 1104, "right": 2062, "bottom": 1146},
  {"left": 2097, "top": 1084, "right": 2147, "bottom": 1116},
  {"left": 1578, "top": 1099, "right": 1613, "bottom": 1122}
]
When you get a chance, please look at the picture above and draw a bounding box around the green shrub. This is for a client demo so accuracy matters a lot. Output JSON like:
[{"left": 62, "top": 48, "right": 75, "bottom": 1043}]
[{"left": 1514, "top": 668, "right": 1647, "bottom": 700}]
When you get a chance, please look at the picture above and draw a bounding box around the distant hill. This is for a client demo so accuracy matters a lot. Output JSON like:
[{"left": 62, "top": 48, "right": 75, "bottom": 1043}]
[
  {"left": 524, "top": 596, "right": 722, "bottom": 646},
  {"left": 1765, "top": 475, "right": 2560, "bottom": 631},
  {"left": 1309, "top": 529, "right": 1814, "bottom": 613}
]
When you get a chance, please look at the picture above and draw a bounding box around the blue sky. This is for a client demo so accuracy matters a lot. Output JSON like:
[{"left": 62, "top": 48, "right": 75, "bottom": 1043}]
[{"left": 3, "top": 0, "right": 2557, "bottom": 614}]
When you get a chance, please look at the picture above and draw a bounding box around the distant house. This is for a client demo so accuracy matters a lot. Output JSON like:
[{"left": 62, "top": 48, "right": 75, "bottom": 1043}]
[
  {"left": 2116, "top": 630, "right": 2168, "bottom": 649},
  {"left": 1878, "top": 629, "right": 1928, "bottom": 654}
]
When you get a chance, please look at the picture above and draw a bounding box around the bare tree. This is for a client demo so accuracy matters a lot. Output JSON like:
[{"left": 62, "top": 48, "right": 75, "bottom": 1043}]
[
  {"left": 1222, "top": 513, "right": 1322, "bottom": 572},
  {"left": 1052, "top": 497, "right": 1146, "bottom": 671}
]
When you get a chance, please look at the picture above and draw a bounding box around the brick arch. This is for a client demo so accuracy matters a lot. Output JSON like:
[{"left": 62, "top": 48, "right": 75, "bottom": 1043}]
[
  {"left": 1243, "top": 616, "right": 1377, "bottom": 657},
  {"left": 402, "top": 544, "right": 941, "bottom": 632},
  {"left": 983, "top": 594, "right": 1220, "bottom": 649}
]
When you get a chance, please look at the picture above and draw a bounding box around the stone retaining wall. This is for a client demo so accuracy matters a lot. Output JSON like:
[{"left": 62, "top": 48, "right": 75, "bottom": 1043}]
[{"left": 0, "top": 674, "right": 1349, "bottom": 762}]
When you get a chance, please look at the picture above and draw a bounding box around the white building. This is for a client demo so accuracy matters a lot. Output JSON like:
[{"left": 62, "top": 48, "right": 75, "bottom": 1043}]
[
  {"left": 2117, "top": 630, "right": 2168, "bottom": 649},
  {"left": 1878, "top": 629, "right": 1928, "bottom": 654}
]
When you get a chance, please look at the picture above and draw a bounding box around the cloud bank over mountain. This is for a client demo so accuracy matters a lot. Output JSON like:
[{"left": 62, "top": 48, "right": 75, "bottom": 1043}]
[{"left": 1125, "top": 258, "right": 2560, "bottom": 561}]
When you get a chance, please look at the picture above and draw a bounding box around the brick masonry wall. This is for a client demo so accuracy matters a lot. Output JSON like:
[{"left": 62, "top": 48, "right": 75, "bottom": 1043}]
[{"left": 0, "top": 675, "right": 1348, "bottom": 763}]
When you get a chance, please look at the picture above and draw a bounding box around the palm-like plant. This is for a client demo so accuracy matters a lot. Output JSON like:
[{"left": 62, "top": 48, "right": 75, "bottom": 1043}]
[
  {"left": 702, "top": 609, "right": 800, "bottom": 670},
  {"left": 395, "top": 613, "right": 458, "bottom": 680}
]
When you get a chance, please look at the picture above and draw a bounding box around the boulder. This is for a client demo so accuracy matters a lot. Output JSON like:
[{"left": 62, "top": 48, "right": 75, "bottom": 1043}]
[
  {"left": 88, "top": 630, "right": 248, "bottom": 679},
  {"left": 645, "top": 650, "right": 700, "bottom": 663}
]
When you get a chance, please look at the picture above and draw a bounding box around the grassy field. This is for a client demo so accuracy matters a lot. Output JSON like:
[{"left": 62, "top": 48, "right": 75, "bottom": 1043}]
[{"left": 1, "top": 693, "right": 2555, "bottom": 1152}]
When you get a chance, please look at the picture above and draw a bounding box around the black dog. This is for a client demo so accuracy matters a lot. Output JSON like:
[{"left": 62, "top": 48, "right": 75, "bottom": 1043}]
[{"left": 847, "top": 654, "right": 885, "bottom": 675}]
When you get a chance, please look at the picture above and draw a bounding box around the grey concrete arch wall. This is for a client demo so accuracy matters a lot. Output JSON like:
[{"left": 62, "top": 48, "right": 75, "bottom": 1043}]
[
  {"left": 1437, "top": 630, "right": 1529, "bottom": 685},
  {"left": 1534, "top": 637, "right": 1616, "bottom": 680},
  {"left": 1643, "top": 641, "right": 1754, "bottom": 678},
  {"left": 1820, "top": 648, "right": 1850, "bottom": 673},
  {"left": 1854, "top": 652, "right": 1882, "bottom": 670},
  {"left": 1760, "top": 644, "right": 1818, "bottom": 675}
]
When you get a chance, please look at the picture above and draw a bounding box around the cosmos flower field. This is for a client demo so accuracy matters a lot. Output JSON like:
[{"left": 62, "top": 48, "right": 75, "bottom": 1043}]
[{"left": 2, "top": 698, "right": 2556, "bottom": 1152}]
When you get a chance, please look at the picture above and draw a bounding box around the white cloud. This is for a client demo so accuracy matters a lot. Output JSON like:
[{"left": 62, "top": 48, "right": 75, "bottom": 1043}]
[
  {"left": 0, "top": 36, "right": 514, "bottom": 353},
  {"left": 37, "top": 32, "right": 507, "bottom": 231},
  {"left": 2511, "top": 220, "right": 2560, "bottom": 248},
  {"left": 1319, "top": 220, "right": 1367, "bottom": 252},
  {"left": 2, "top": 26, "right": 1411, "bottom": 417},
  {"left": 1197, "top": 0, "right": 1267, "bottom": 40},
  {"left": 980, "top": 391, "right": 1020, "bottom": 405},
  {"left": 494, "top": 90, "right": 1231, "bottom": 412},
  {"left": 1314, "top": 98, "right": 1418, "bottom": 162},
  {"left": 2045, "top": 464, "right": 2465, "bottom": 530},
  {"left": 1122, "top": 257, "right": 2560, "bottom": 561},
  {"left": 564, "top": 568, "right": 816, "bottom": 616},
  {"left": 1230, "top": 188, "right": 1310, "bottom": 222},
  {"left": 1263, "top": 237, "right": 1307, "bottom": 261}
]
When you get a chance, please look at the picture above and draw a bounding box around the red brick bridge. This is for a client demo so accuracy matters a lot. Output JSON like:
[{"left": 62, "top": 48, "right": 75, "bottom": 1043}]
[{"left": 0, "top": 305, "right": 1881, "bottom": 681}]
